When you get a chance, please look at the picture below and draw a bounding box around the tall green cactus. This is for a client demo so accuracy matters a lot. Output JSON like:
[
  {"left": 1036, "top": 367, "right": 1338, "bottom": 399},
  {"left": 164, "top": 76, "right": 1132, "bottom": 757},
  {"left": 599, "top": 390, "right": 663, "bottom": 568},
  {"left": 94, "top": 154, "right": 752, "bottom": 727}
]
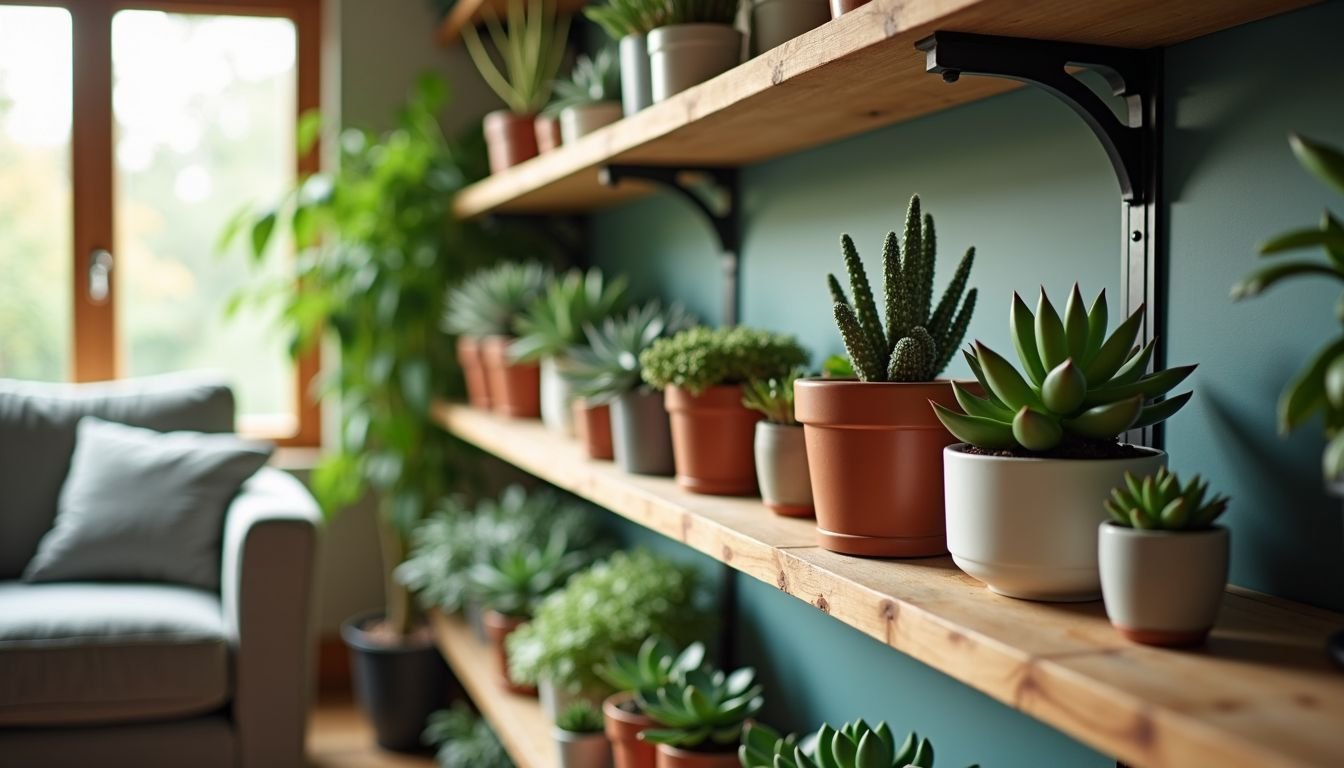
[{"left": 828, "top": 195, "right": 978, "bottom": 382}]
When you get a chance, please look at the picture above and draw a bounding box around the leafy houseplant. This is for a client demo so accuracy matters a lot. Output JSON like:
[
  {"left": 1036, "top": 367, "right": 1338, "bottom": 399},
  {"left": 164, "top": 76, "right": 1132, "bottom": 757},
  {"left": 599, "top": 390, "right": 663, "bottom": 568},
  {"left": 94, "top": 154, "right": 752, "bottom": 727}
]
[
  {"left": 637, "top": 665, "right": 764, "bottom": 767},
  {"left": 647, "top": 0, "right": 743, "bottom": 103},
  {"left": 641, "top": 326, "right": 808, "bottom": 495},
  {"left": 444, "top": 261, "right": 552, "bottom": 412},
  {"left": 597, "top": 638, "right": 707, "bottom": 768},
  {"left": 554, "top": 703, "right": 612, "bottom": 768},
  {"left": 932, "top": 286, "right": 1194, "bottom": 602},
  {"left": 1099, "top": 469, "right": 1231, "bottom": 647},
  {"left": 794, "top": 194, "right": 977, "bottom": 558},
  {"left": 743, "top": 369, "right": 814, "bottom": 517},
  {"left": 548, "top": 49, "right": 624, "bottom": 144},
  {"left": 424, "top": 704, "right": 515, "bottom": 768},
  {"left": 585, "top": 0, "right": 669, "bottom": 114}
]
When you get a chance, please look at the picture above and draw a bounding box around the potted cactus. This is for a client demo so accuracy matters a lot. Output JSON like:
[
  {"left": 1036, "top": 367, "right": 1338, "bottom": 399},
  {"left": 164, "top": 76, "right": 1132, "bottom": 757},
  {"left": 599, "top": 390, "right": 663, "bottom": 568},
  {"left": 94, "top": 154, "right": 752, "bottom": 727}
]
[
  {"left": 641, "top": 326, "right": 809, "bottom": 495},
  {"left": 638, "top": 664, "right": 764, "bottom": 768},
  {"left": 555, "top": 703, "right": 614, "bottom": 768},
  {"left": 739, "top": 720, "right": 967, "bottom": 768},
  {"left": 742, "top": 368, "right": 813, "bottom": 517},
  {"left": 795, "top": 195, "right": 977, "bottom": 557},
  {"left": 932, "top": 285, "right": 1195, "bottom": 601},
  {"left": 598, "top": 638, "right": 707, "bottom": 768},
  {"left": 647, "top": 0, "right": 743, "bottom": 103},
  {"left": 548, "top": 49, "right": 624, "bottom": 144},
  {"left": 1099, "top": 468, "right": 1230, "bottom": 646}
]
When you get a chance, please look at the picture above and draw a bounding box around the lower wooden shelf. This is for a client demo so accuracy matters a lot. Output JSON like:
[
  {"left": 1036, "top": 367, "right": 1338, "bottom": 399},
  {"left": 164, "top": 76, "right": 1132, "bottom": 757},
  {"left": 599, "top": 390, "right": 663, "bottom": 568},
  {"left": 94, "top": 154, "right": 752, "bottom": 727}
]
[
  {"left": 432, "top": 400, "right": 1344, "bottom": 768},
  {"left": 430, "top": 610, "right": 557, "bottom": 768}
]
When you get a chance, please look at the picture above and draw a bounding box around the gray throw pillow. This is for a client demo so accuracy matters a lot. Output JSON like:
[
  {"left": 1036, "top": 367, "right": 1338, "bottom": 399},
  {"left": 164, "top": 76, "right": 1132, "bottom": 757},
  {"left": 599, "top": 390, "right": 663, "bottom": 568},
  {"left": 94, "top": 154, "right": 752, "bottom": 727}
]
[{"left": 22, "top": 417, "right": 273, "bottom": 590}]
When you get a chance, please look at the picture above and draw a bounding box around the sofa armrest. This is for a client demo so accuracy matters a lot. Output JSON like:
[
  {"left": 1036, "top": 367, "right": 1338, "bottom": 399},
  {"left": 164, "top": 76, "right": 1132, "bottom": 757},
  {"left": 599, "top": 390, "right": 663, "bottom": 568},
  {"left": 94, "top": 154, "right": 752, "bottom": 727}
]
[{"left": 221, "top": 467, "right": 322, "bottom": 768}]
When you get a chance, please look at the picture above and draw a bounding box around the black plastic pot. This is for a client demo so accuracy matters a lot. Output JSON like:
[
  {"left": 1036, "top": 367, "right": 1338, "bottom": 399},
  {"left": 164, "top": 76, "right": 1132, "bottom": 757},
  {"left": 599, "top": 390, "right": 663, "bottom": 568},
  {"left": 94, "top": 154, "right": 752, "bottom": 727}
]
[{"left": 341, "top": 612, "right": 458, "bottom": 752}]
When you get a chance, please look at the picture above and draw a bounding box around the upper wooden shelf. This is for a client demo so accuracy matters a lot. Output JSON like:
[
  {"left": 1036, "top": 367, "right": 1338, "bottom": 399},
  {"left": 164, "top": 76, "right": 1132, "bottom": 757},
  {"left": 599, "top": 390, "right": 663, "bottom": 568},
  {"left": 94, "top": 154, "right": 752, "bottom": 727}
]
[
  {"left": 437, "top": 0, "right": 590, "bottom": 45},
  {"left": 432, "top": 401, "right": 1344, "bottom": 768},
  {"left": 453, "top": 0, "right": 1315, "bottom": 218}
]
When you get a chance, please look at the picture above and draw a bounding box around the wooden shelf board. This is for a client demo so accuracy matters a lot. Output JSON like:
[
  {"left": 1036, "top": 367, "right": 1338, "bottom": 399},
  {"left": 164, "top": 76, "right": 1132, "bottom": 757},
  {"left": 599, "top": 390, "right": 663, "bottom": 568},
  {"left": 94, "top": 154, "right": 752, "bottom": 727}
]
[
  {"left": 437, "top": 0, "right": 589, "bottom": 45},
  {"left": 432, "top": 400, "right": 1344, "bottom": 768},
  {"left": 430, "top": 610, "right": 558, "bottom": 768}
]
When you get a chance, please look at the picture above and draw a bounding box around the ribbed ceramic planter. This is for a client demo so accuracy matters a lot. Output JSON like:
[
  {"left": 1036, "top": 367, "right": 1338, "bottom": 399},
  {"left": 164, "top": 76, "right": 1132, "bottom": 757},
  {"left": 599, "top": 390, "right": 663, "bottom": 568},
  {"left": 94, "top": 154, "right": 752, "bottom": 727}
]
[
  {"left": 794, "top": 379, "right": 960, "bottom": 557},
  {"left": 483, "top": 110, "right": 539, "bottom": 173},
  {"left": 535, "top": 114, "right": 563, "bottom": 153},
  {"left": 665, "top": 384, "right": 761, "bottom": 496},
  {"left": 541, "top": 356, "right": 579, "bottom": 435},
  {"left": 560, "top": 102, "right": 623, "bottom": 143},
  {"left": 610, "top": 389, "right": 675, "bottom": 476},
  {"left": 481, "top": 336, "right": 541, "bottom": 419},
  {"left": 944, "top": 444, "right": 1167, "bottom": 602},
  {"left": 1099, "top": 523, "right": 1229, "bottom": 646},
  {"left": 482, "top": 609, "right": 536, "bottom": 696},
  {"left": 619, "top": 34, "right": 653, "bottom": 115},
  {"left": 750, "top": 0, "right": 829, "bottom": 55},
  {"left": 754, "top": 422, "right": 813, "bottom": 517},
  {"left": 456, "top": 335, "right": 492, "bottom": 409},
  {"left": 556, "top": 728, "right": 614, "bottom": 768},
  {"left": 654, "top": 744, "right": 739, "bottom": 768},
  {"left": 604, "top": 692, "right": 656, "bottom": 768},
  {"left": 574, "top": 400, "right": 615, "bottom": 460},
  {"left": 648, "top": 24, "right": 742, "bottom": 102},
  {"left": 828, "top": 0, "right": 869, "bottom": 17}
]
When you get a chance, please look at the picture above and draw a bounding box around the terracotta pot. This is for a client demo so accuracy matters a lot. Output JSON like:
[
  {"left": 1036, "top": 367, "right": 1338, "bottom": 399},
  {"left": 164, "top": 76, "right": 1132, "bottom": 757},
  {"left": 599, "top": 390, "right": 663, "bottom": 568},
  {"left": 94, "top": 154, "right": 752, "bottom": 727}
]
[
  {"left": 664, "top": 385, "right": 761, "bottom": 496},
  {"left": 482, "top": 609, "right": 536, "bottom": 696},
  {"left": 604, "top": 692, "right": 656, "bottom": 768},
  {"left": 575, "top": 400, "right": 615, "bottom": 460},
  {"left": 481, "top": 335, "right": 541, "bottom": 419},
  {"left": 794, "top": 379, "right": 960, "bottom": 557},
  {"left": 535, "top": 113, "right": 563, "bottom": 153},
  {"left": 654, "top": 744, "right": 738, "bottom": 768},
  {"left": 1099, "top": 522, "right": 1229, "bottom": 646},
  {"left": 828, "top": 0, "right": 869, "bottom": 17},
  {"left": 456, "top": 335, "right": 492, "bottom": 410},
  {"left": 754, "top": 422, "right": 813, "bottom": 517},
  {"left": 483, "top": 109, "right": 539, "bottom": 174}
]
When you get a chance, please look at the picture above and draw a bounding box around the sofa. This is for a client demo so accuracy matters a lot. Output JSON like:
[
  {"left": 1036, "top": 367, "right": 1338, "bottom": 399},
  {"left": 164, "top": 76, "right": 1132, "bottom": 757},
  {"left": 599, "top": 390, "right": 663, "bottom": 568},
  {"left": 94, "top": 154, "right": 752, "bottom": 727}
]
[{"left": 0, "top": 374, "right": 322, "bottom": 768}]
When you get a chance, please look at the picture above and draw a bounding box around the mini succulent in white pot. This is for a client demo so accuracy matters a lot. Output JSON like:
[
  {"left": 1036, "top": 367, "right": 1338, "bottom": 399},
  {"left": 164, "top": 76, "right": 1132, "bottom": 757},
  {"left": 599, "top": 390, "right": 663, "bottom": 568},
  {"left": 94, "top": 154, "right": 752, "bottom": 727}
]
[
  {"left": 743, "top": 368, "right": 813, "bottom": 517},
  {"left": 547, "top": 49, "right": 624, "bottom": 144},
  {"left": 554, "top": 702, "right": 613, "bottom": 768}
]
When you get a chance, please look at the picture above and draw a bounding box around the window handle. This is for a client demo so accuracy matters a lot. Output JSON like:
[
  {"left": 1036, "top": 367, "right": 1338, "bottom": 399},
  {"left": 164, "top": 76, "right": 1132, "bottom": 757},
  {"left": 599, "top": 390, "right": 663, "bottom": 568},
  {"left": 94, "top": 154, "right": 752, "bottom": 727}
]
[{"left": 88, "top": 249, "right": 113, "bottom": 303}]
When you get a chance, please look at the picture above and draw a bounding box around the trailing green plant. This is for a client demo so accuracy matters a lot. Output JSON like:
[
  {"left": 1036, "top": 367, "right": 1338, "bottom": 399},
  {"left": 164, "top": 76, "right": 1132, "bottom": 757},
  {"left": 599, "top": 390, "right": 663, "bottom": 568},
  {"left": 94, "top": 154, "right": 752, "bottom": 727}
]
[
  {"left": 443, "top": 261, "right": 553, "bottom": 337},
  {"left": 742, "top": 367, "right": 806, "bottom": 425},
  {"left": 505, "top": 549, "right": 706, "bottom": 691},
  {"left": 1232, "top": 134, "right": 1344, "bottom": 480},
  {"left": 584, "top": 0, "right": 669, "bottom": 38},
  {"left": 932, "top": 285, "right": 1196, "bottom": 453},
  {"left": 463, "top": 0, "right": 570, "bottom": 115},
  {"left": 564, "top": 301, "right": 697, "bottom": 403},
  {"left": 828, "top": 195, "right": 977, "bottom": 383},
  {"left": 1105, "top": 467, "right": 1229, "bottom": 531},
  {"left": 469, "top": 531, "right": 593, "bottom": 618},
  {"left": 596, "top": 636, "right": 707, "bottom": 694},
  {"left": 663, "top": 0, "right": 740, "bottom": 25},
  {"left": 556, "top": 702, "right": 605, "bottom": 734},
  {"left": 423, "top": 704, "right": 514, "bottom": 768},
  {"left": 545, "top": 49, "right": 621, "bottom": 116},
  {"left": 637, "top": 665, "right": 764, "bottom": 750},
  {"left": 640, "top": 326, "right": 809, "bottom": 394},
  {"left": 510, "top": 267, "right": 630, "bottom": 362}
]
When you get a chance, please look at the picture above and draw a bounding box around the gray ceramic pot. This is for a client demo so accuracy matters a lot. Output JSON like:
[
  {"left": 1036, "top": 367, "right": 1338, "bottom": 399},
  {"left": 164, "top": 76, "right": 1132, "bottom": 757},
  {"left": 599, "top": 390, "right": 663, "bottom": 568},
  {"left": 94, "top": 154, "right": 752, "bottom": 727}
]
[
  {"left": 648, "top": 23, "right": 742, "bottom": 102},
  {"left": 555, "top": 728, "right": 612, "bottom": 768},
  {"left": 750, "top": 0, "right": 829, "bottom": 55},
  {"left": 539, "top": 678, "right": 609, "bottom": 723},
  {"left": 610, "top": 388, "right": 675, "bottom": 476},
  {"left": 754, "top": 422, "right": 814, "bottom": 517},
  {"left": 619, "top": 34, "right": 653, "bottom": 115},
  {"left": 559, "top": 102, "right": 623, "bottom": 143}
]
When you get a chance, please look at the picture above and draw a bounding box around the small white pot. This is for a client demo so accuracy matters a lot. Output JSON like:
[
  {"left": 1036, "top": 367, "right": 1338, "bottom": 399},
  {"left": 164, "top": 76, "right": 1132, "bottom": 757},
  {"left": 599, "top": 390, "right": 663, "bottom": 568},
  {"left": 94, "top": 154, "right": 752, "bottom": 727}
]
[
  {"left": 648, "top": 24, "right": 742, "bottom": 102},
  {"left": 539, "top": 677, "right": 608, "bottom": 723},
  {"left": 554, "top": 728, "right": 612, "bottom": 768},
  {"left": 559, "top": 102, "right": 623, "bottom": 143},
  {"left": 540, "top": 356, "right": 578, "bottom": 436},
  {"left": 754, "top": 422, "right": 813, "bottom": 517},
  {"left": 943, "top": 444, "right": 1166, "bottom": 602},
  {"left": 1099, "top": 523, "right": 1229, "bottom": 646}
]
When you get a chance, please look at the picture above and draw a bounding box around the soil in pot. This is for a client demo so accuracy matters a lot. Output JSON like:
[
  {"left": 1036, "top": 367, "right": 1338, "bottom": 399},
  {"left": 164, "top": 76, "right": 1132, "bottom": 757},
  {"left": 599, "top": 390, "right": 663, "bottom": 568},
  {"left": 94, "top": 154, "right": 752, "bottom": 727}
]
[
  {"left": 665, "top": 384, "right": 761, "bottom": 496},
  {"left": 619, "top": 34, "right": 653, "bottom": 114},
  {"left": 648, "top": 24, "right": 742, "bottom": 102},
  {"left": 828, "top": 0, "right": 869, "bottom": 17},
  {"left": 560, "top": 102, "right": 623, "bottom": 143},
  {"left": 575, "top": 400, "right": 615, "bottom": 460},
  {"left": 754, "top": 421, "right": 813, "bottom": 517},
  {"left": 611, "top": 389, "right": 675, "bottom": 476},
  {"left": 456, "top": 335, "right": 492, "bottom": 410},
  {"left": 794, "top": 378, "right": 959, "bottom": 557},
  {"left": 556, "top": 728, "right": 613, "bottom": 768},
  {"left": 1099, "top": 522, "right": 1229, "bottom": 646},
  {"left": 481, "top": 335, "right": 541, "bottom": 419},
  {"left": 483, "top": 109, "right": 539, "bottom": 174},
  {"left": 536, "top": 114, "right": 563, "bottom": 153},
  {"left": 483, "top": 609, "right": 537, "bottom": 696},
  {"left": 341, "top": 613, "right": 459, "bottom": 752},
  {"left": 604, "top": 692, "right": 657, "bottom": 768},
  {"left": 654, "top": 744, "right": 739, "bottom": 768},
  {"left": 750, "top": 0, "right": 829, "bottom": 55}
]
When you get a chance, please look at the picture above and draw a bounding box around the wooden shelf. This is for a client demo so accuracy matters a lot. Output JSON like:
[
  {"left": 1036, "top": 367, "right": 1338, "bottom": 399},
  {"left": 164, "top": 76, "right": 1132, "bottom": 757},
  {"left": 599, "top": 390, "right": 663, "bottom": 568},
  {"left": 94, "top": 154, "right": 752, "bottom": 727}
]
[
  {"left": 452, "top": 0, "right": 1314, "bottom": 217},
  {"left": 436, "top": 0, "right": 590, "bottom": 45},
  {"left": 430, "top": 610, "right": 558, "bottom": 768},
  {"left": 432, "top": 401, "right": 1344, "bottom": 768}
]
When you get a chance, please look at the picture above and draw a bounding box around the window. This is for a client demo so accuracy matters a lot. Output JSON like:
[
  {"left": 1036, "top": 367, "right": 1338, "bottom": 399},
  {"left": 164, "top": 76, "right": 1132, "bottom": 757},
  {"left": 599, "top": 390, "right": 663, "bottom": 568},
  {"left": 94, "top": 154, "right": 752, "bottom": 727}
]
[{"left": 0, "top": 0, "right": 321, "bottom": 444}]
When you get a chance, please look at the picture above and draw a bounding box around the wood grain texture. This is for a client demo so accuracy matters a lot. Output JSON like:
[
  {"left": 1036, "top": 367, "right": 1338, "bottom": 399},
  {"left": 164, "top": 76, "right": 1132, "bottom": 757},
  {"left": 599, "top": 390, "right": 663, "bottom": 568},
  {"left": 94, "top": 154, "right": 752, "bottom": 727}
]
[{"left": 433, "top": 400, "right": 1344, "bottom": 768}]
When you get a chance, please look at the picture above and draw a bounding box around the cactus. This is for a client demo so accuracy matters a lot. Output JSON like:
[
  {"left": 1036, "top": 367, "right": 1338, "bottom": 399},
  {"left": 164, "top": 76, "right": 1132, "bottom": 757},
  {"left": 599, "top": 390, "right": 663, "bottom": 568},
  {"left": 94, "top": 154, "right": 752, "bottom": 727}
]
[
  {"left": 828, "top": 195, "right": 977, "bottom": 382},
  {"left": 1105, "top": 468, "right": 1229, "bottom": 531},
  {"left": 739, "top": 719, "right": 976, "bottom": 768},
  {"left": 931, "top": 285, "right": 1196, "bottom": 452}
]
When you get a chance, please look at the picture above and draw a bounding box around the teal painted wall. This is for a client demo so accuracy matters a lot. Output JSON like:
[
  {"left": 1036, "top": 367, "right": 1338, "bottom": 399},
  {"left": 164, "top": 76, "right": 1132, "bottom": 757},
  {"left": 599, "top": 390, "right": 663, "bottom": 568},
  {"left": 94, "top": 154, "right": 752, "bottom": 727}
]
[{"left": 579, "top": 2, "right": 1344, "bottom": 763}]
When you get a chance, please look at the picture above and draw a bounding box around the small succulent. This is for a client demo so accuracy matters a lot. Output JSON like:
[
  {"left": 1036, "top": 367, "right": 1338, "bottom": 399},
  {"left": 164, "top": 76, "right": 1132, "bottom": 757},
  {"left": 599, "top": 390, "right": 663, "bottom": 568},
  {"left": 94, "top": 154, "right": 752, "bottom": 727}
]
[
  {"left": 443, "top": 262, "right": 552, "bottom": 337},
  {"left": 585, "top": 0, "right": 670, "bottom": 39},
  {"left": 556, "top": 702, "right": 605, "bottom": 734},
  {"left": 1106, "top": 467, "right": 1229, "bottom": 531},
  {"left": 741, "top": 720, "right": 963, "bottom": 768},
  {"left": 738, "top": 722, "right": 810, "bottom": 768},
  {"left": 565, "top": 302, "right": 698, "bottom": 403},
  {"left": 742, "top": 367, "right": 806, "bottom": 425},
  {"left": 640, "top": 326, "right": 810, "bottom": 395},
  {"left": 546, "top": 49, "right": 621, "bottom": 116},
  {"left": 511, "top": 267, "right": 629, "bottom": 362},
  {"left": 423, "top": 704, "right": 515, "bottom": 768},
  {"left": 596, "top": 636, "right": 707, "bottom": 693},
  {"left": 932, "top": 285, "right": 1196, "bottom": 452},
  {"left": 829, "top": 195, "right": 977, "bottom": 382},
  {"left": 637, "top": 665, "right": 764, "bottom": 750},
  {"left": 468, "top": 531, "right": 592, "bottom": 618}
]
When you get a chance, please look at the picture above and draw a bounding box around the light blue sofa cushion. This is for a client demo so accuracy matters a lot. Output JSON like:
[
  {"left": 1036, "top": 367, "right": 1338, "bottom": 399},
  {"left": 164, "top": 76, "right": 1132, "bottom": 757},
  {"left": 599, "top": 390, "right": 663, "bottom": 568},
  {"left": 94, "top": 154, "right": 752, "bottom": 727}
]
[{"left": 0, "top": 581, "right": 230, "bottom": 727}]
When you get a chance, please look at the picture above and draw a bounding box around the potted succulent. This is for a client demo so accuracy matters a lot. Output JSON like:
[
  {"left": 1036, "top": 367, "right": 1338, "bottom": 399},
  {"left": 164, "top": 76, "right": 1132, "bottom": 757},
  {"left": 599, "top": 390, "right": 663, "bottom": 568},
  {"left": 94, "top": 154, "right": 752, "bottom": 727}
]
[
  {"left": 638, "top": 664, "right": 764, "bottom": 768},
  {"left": 567, "top": 302, "right": 697, "bottom": 475},
  {"left": 740, "top": 720, "right": 962, "bottom": 768},
  {"left": 794, "top": 195, "right": 977, "bottom": 557},
  {"left": 647, "top": 0, "right": 743, "bottom": 103},
  {"left": 1099, "top": 468, "right": 1230, "bottom": 647},
  {"left": 548, "top": 49, "right": 624, "bottom": 144},
  {"left": 512, "top": 268, "right": 629, "bottom": 435},
  {"left": 932, "top": 285, "right": 1196, "bottom": 601},
  {"left": 423, "top": 704, "right": 515, "bottom": 767},
  {"left": 556, "top": 703, "right": 615, "bottom": 768},
  {"left": 507, "top": 549, "right": 705, "bottom": 721},
  {"left": 586, "top": 0, "right": 671, "bottom": 115},
  {"left": 641, "top": 326, "right": 809, "bottom": 495},
  {"left": 749, "top": 0, "right": 828, "bottom": 57},
  {"left": 599, "top": 638, "right": 708, "bottom": 768},
  {"left": 742, "top": 368, "right": 813, "bottom": 517},
  {"left": 462, "top": 0, "right": 570, "bottom": 173}
]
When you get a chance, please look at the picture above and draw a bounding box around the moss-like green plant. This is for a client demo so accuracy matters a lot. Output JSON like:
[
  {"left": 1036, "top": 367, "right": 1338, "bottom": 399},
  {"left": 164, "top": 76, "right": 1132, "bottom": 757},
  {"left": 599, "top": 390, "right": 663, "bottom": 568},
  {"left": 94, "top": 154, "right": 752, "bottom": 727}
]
[
  {"left": 742, "top": 367, "right": 806, "bottom": 425},
  {"left": 1105, "top": 467, "right": 1229, "bottom": 531},
  {"left": 596, "top": 637, "right": 707, "bottom": 694},
  {"left": 468, "top": 531, "right": 593, "bottom": 618},
  {"left": 829, "top": 195, "right": 977, "bottom": 382},
  {"left": 637, "top": 665, "right": 764, "bottom": 750},
  {"left": 443, "top": 262, "right": 553, "bottom": 337},
  {"left": 511, "top": 267, "right": 629, "bottom": 362},
  {"left": 565, "top": 301, "right": 697, "bottom": 403},
  {"left": 545, "top": 49, "right": 621, "bottom": 116},
  {"left": 463, "top": 0, "right": 570, "bottom": 115},
  {"left": 932, "top": 285, "right": 1196, "bottom": 453},
  {"left": 423, "top": 704, "right": 514, "bottom": 768},
  {"left": 556, "top": 702, "right": 605, "bottom": 734},
  {"left": 640, "top": 326, "right": 809, "bottom": 394},
  {"left": 585, "top": 0, "right": 670, "bottom": 39}
]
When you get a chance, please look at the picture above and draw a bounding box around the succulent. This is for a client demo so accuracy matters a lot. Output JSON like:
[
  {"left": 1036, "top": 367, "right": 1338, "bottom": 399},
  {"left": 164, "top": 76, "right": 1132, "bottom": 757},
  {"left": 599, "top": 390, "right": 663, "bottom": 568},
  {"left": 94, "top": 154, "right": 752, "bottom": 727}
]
[
  {"left": 739, "top": 722, "right": 810, "bottom": 768},
  {"left": 468, "top": 531, "right": 593, "bottom": 618},
  {"left": 1106, "top": 467, "right": 1229, "bottom": 531},
  {"left": 932, "top": 285, "right": 1196, "bottom": 453},
  {"left": 462, "top": 0, "right": 570, "bottom": 115},
  {"left": 640, "top": 326, "right": 810, "bottom": 394},
  {"left": 511, "top": 267, "right": 630, "bottom": 362},
  {"left": 829, "top": 195, "right": 977, "bottom": 382},
  {"left": 423, "top": 704, "right": 515, "bottom": 768},
  {"left": 546, "top": 49, "right": 621, "bottom": 116},
  {"left": 556, "top": 702, "right": 605, "bottom": 734},
  {"left": 663, "top": 0, "right": 741, "bottom": 25},
  {"left": 596, "top": 636, "right": 707, "bottom": 694},
  {"left": 741, "top": 720, "right": 971, "bottom": 768},
  {"left": 585, "top": 0, "right": 670, "bottom": 39},
  {"left": 742, "top": 367, "right": 806, "bottom": 425},
  {"left": 1232, "top": 134, "right": 1344, "bottom": 480},
  {"left": 637, "top": 665, "right": 764, "bottom": 750},
  {"left": 443, "top": 262, "right": 552, "bottom": 337},
  {"left": 564, "top": 301, "right": 698, "bottom": 403}
]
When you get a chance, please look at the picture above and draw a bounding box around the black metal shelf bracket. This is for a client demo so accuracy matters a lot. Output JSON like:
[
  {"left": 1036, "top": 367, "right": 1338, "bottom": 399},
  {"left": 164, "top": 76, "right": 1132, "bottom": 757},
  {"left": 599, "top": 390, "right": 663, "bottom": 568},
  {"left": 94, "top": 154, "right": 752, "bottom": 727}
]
[
  {"left": 599, "top": 164, "right": 742, "bottom": 325},
  {"left": 917, "top": 31, "right": 1164, "bottom": 448}
]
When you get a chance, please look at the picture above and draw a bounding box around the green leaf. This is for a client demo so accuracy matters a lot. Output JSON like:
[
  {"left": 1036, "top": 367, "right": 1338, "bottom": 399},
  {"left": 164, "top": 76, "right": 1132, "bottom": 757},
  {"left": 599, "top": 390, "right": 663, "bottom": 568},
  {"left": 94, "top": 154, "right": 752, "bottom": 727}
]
[
  {"left": 1132, "top": 391, "right": 1194, "bottom": 430},
  {"left": 1063, "top": 283, "right": 1090, "bottom": 362},
  {"left": 952, "top": 381, "right": 1015, "bottom": 421},
  {"left": 1083, "top": 365, "right": 1197, "bottom": 407},
  {"left": 974, "top": 342, "right": 1040, "bottom": 411},
  {"left": 1084, "top": 305, "right": 1145, "bottom": 384},
  {"left": 1083, "top": 289, "right": 1109, "bottom": 367},
  {"left": 1231, "top": 260, "right": 1343, "bottom": 300},
  {"left": 1279, "top": 337, "right": 1344, "bottom": 433},
  {"left": 1325, "top": 430, "right": 1344, "bottom": 481},
  {"left": 1011, "top": 292, "right": 1047, "bottom": 386},
  {"left": 1063, "top": 396, "right": 1144, "bottom": 440},
  {"left": 1041, "top": 359, "right": 1087, "bottom": 415},
  {"left": 855, "top": 730, "right": 892, "bottom": 768},
  {"left": 932, "top": 402, "right": 1017, "bottom": 449},
  {"left": 1012, "top": 407, "right": 1064, "bottom": 451},
  {"left": 1034, "top": 288, "right": 1069, "bottom": 370},
  {"left": 1258, "top": 225, "right": 1344, "bottom": 259},
  {"left": 1291, "top": 133, "right": 1344, "bottom": 196},
  {"left": 297, "top": 109, "right": 323, "bottom": 155},
  {"left": 250, "top": 210, "right": 278, "bottom": 261}
]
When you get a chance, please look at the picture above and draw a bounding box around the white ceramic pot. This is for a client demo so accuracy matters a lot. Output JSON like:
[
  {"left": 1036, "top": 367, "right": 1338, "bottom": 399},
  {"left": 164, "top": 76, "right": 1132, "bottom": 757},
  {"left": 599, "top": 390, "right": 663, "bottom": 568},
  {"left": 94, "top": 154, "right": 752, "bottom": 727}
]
[
  {"left": 619, "top": 34, "right": 652, "bottom": 115},
  {"left": 754, "top": 422, "right": 813, "bottom": 517},
  {"left": 943, "top": 444, "right": 1166, "bottom": 602},
  {"left": 750, "top": 0, "right": 829, "bottom": 55},
  {"left": 647, "top": 24, "right": 742, "bottom": 102},
  {"left": 1099, "top": 523, "right": 1229, "bottom": 646},
  {"left": 540, "top": 356, "right": 578, "bottom": 435},
  {"left": 555, "top": 728, "right": 612, "bottom": 768},
  {"left": 559, "top": 102, "right": 623, "bottom": 143},
  {"left": 539, "top": 678, "right": 609, "bottom": 723}
]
